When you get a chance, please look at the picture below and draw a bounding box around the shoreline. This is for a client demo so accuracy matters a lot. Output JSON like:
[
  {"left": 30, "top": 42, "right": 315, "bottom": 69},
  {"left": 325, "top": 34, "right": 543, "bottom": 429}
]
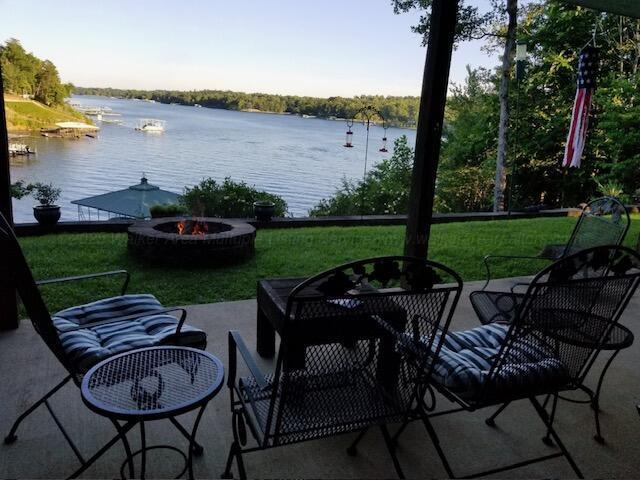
[{"left": 73, "top": 94, "right": 417, "bottom": 129}]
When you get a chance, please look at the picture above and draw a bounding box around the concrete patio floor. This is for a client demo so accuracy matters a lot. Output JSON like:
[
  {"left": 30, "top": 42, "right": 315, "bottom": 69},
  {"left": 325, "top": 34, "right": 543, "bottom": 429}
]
[{"left": 0, "top": 278, "right": 639, "bottom": 478}]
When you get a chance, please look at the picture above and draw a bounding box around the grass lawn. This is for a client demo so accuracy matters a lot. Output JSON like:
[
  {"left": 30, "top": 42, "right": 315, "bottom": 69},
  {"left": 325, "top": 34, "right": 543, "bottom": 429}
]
[
  {"left": 5, "top": 99, "right": 89, "bottom": 131},
  {"left": 19, "top": 216, "right": 639, "bottom": 314}
]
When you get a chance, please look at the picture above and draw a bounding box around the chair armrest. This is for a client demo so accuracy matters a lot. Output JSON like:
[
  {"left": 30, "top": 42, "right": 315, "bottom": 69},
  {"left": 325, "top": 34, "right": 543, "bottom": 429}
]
[
  {"left": 37, "top": 270, "right": 130, "bottom": 296},
  {"left": 482, "top": 255, "right": 552, "bottom": 290},
  {"left": 228, "top": 330, "right": 268, "bottom": 391},
  {"left": 510, "top": 282, "right": 530, "bottom": 293},
  {"left": 55, "top": 307, "right": 187, "bottom": 334}
]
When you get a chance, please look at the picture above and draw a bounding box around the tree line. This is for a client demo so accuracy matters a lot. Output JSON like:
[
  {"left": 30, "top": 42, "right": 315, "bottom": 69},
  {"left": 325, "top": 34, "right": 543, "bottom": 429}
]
[
  {"left": 1, "top": 38, "right": 73, "bottom": 106},
  {"left": 73, "top": 86, "right": 421, "bottom": 128}
]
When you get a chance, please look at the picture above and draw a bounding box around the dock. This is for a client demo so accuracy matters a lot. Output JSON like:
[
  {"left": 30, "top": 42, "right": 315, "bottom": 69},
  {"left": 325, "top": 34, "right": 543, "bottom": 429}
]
[{"left": 41, "top": 122, "right": 99, "bottom": 138}]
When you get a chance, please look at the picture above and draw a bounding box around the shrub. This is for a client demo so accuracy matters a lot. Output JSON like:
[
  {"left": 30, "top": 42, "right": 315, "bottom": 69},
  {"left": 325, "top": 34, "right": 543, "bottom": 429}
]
[
  {"left": 594, "top": 179, "right": 631, "bottom": 204},
  {"left": 435, "top": 166, "right": 494, "bottom": 213},
  {"left": 149, "top": 203, "right": 187, "bottom": 218},
  {"left": 310, "top": 135, "right": 414, "bottom": 216},
  {"left": 182, "top": 177, "right": 287, "bottom": 218},
  {"left": 30, "top": 182, "right": 61, "bottom": 206},
  {"left": 10, "top": 180, "right": 33, "bottom": 199}
]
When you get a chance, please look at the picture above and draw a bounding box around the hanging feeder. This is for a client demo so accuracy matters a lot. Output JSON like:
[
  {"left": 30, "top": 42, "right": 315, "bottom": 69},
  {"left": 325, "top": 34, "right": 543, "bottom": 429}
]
[
  {"left": 379, "top": 126, "right": 389, "bottom": 152},
  {"left": 344, "top": 119, "right": 354, "bottom": 148}
]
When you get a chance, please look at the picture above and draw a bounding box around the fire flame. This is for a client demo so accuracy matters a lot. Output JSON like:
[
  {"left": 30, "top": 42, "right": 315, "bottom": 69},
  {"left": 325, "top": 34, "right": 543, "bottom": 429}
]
[{"left": 176, "top": 219, "right": 208, "bottom": 236}]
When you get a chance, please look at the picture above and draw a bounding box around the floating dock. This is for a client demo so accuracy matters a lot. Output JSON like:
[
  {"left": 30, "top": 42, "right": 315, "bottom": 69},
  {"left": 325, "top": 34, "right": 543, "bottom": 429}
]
[{"left": 41, "top": 122, "right": 100, "bottom": 138}]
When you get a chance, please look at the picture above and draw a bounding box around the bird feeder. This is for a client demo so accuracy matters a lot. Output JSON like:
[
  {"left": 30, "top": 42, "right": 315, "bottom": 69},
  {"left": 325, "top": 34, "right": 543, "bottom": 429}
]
[
  {"left": 344, "top": 120, "right": 354, "bottom": 148},
  {"left": 379, "top": 126, "right": 389, "bottom": 152}
]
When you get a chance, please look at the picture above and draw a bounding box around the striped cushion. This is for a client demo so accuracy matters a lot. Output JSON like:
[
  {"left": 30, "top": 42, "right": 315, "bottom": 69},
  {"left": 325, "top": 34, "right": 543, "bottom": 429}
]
[
  {"left": 432, "top": 323, "right": 567, "bottom": 399},
  {"left": 53, "top": 294, "right": 206, "bottom": 372},
  {"left": 54, "top": 294, "right": 164, "bottom": 325}
]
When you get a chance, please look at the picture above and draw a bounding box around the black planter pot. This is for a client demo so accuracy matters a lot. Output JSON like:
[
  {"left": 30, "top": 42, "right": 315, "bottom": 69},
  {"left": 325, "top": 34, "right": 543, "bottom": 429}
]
[
  {"left": 253, "top": 201, "right": 275, "bottom": 222},
  {"left": 33, "top": 205, "right": 61, "bottom": 227}
]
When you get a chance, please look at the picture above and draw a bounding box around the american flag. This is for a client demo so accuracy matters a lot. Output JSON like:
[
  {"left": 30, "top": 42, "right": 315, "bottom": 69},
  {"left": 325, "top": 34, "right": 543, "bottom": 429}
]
[{"left": 563, "top": 46, "right": 599, "bottom": 168}]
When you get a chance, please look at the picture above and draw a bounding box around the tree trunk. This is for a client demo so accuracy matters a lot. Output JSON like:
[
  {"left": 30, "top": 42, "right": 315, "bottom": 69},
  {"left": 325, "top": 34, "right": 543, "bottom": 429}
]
[{"left": 494, "top": 0, "right": 518, "bottom": 212}]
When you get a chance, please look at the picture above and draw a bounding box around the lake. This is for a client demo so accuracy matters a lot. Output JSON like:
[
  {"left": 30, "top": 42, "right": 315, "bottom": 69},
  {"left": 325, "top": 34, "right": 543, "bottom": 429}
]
[{"left": 10, "top": 95, "right": 415, "bottom": 223}]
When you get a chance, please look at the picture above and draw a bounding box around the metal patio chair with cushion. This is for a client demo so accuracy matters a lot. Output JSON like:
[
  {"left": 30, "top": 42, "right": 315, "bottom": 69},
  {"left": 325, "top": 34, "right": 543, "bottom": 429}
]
[
  {"left": 388, "top": 245, "right": 640, "bottom": 478},
  {"left": 481, "top": 196, "right": 630, "bottom": 290},
  {"left": 222, "top": 256, "right": 463, "bottom": 479},
  {"left": 0, "top": 213, "right": 207, "bottom": 477}
]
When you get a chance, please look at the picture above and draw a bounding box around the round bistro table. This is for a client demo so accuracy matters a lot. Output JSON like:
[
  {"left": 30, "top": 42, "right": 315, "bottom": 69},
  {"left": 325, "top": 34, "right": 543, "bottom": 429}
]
[{"left": 81, "top": 346, "right": 224, "bottom": 480}]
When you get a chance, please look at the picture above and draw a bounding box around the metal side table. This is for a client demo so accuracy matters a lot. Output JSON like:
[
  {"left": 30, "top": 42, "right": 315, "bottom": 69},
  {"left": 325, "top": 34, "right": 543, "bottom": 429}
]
[{"left": 80, "top": 346, "right": 224, "bottom": 479}]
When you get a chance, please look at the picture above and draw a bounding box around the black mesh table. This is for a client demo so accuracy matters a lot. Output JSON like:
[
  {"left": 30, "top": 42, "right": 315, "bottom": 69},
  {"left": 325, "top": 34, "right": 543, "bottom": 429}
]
[{"left": 81, "top": 346, "right": 224, "bottom": 480}]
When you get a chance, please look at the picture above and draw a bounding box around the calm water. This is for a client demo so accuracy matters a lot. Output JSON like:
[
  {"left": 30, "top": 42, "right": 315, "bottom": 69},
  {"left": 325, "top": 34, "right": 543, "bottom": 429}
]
[{"left": 10, "top": 95, "right": 415, "bottom": 223}]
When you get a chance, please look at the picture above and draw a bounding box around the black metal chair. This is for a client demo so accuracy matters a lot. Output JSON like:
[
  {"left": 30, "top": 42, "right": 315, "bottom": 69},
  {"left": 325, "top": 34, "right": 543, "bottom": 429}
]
[
  {"left": 481, "top": 196, "right": 630, "bottom": 290},
  {"left": 0, "top": 213, "right": 207, "bottom": 477},
  {"left": 387, "top": 245, "right": 640, "bottom": 478},
  {"left": 222, "top": 256, "right": 463, "bottom": 479}
]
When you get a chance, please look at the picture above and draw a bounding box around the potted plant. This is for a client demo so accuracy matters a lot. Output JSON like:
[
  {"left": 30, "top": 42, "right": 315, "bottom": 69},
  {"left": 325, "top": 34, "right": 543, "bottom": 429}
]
[
  {"left": 253, "top": 200, "right": 275, "bottom": 222},
  {"left": 31, "top": 182, "right": 62, "bottom": 226}
]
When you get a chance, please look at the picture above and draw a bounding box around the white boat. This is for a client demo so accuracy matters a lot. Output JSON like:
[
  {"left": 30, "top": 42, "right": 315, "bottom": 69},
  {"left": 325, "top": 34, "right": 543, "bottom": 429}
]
[{"left": 135, "top": 119, "right": 165, "bottom": 132}]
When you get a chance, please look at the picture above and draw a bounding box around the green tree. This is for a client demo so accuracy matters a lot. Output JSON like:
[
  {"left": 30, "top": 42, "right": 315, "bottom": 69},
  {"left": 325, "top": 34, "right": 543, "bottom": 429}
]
[{"left": 1, "top": 38, "right": 69, "bottom": 106}]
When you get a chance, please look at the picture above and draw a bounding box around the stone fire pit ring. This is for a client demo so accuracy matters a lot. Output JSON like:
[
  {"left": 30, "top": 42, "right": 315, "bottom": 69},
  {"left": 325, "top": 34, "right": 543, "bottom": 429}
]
[{"left": 128, "top": 217, "right": 256, "bottom": 266}]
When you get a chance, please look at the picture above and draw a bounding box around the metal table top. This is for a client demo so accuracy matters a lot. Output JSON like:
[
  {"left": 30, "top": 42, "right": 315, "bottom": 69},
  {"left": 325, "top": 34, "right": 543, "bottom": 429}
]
[{"left": 81, "top": 346, "right": 224, "bottom": 421}]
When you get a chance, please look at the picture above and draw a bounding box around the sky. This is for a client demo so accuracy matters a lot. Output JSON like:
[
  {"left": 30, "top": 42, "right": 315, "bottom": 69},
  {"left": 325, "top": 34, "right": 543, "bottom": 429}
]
[{"left": 0, "top": 0, "right": 498, "bottom": 98}]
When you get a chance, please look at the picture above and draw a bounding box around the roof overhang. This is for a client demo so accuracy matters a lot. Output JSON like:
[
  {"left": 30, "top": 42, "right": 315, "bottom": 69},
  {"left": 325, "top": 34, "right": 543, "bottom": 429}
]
[{"left": 563, "top": 0, "right": 640, "bottom": 19}]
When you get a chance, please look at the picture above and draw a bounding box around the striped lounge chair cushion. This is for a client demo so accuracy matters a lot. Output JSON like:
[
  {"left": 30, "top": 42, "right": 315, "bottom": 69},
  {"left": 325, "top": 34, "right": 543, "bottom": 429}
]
[
  {"left": 432, "top": 323, "right": 568, "bottom": 400},
  {"left": 53, "top": 294, "right": 206, "bottom": 372}
]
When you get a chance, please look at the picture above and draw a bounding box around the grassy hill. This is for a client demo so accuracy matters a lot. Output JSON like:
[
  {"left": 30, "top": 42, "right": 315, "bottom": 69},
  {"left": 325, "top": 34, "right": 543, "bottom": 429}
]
[{"left": 4, "top": 95, "right": 90, "bottom": 131}]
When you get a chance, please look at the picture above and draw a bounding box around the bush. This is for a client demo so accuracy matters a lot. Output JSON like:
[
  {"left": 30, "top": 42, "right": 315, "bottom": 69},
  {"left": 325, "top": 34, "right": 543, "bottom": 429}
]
[
  {"left": 310, "top": 136, "right": 414, "bottom": 216},
  {"left": 435, "top": 166, "right": 494, "bottom": 213},
  {"left": 182, "top": 177, "right": 287, "bottom": 218},
  {"left": 31, "top": 183, "right": 62, "bottom": 206},
  {"left": 594, "top": 179, "right": 632, "bottom": 204},
  {"left": 149, "top": 203, "right": 187, "bottom": 218},
  {"left": 10, "top": 180, "right": 32, "bottom": 199}
]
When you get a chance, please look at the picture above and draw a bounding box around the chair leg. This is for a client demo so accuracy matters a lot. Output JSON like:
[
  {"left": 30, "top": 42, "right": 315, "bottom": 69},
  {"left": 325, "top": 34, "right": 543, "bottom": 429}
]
[
  {"left": 222, "top": 441, "right": 247, "bottom": 480},
  {"left": 379, "top": 424, "right": 405, "bottom": 479},
  {"left": 346, "top": 428, "right": 368, "bottom": 456},
  {"left": 4, "top": 375, "right": 72, "bottom": 444},
  {"left": 419, "top": 414, "right": 455, "bottom": 478},
  {"left": 222, "top": 441, "right": 237, "bottom": 479},
  {"left": 530, "top": 397, "right": 584, "bottom": 479},
  {"left": 542, "top": 394, "right": 559, "bottom": 446},
  {"left": 592, "top": 350, "right": 620, "bottom": 444},
  {"left": 485, "top": 401, "right": 510, "bottom": 427}
]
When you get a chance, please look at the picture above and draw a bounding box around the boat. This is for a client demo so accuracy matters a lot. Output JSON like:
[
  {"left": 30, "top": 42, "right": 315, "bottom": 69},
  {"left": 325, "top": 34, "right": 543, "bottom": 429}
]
[
  {"left": 194, "top": 104, "right": 202, "bottom": 108},
  {"left": 135, "top": 119, "right": 165, "bottom": 132},
  {"left": 101, "top": 118, "right": 123, "bottom": 125},
  {"left": 9, "top": 143, "right": 36, "bottom": 156}
]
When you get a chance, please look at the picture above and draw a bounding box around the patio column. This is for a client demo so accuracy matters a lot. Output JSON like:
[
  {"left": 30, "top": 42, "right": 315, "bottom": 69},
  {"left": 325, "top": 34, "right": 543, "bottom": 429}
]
[
  {"left": 0, "top": 67, "right": 19, "bottom": 330},
  {"left": 404, "top": 0, "right": 458, "bottom": 259}
]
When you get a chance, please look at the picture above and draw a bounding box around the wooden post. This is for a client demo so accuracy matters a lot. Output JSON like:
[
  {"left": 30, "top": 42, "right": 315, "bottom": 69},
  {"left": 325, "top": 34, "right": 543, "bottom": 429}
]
[
  {"left": 404, "top": 0, "right": 459, "bottom": 259},
  {"left": 0, "top": 65, "right": 19, "bottom": 330}
]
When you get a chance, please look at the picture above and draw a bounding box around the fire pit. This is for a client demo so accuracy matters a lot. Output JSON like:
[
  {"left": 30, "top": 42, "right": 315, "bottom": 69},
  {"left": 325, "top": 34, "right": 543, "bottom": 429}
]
[{"left": 128, "top": 217, "right": 255, "bottom": 266}]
